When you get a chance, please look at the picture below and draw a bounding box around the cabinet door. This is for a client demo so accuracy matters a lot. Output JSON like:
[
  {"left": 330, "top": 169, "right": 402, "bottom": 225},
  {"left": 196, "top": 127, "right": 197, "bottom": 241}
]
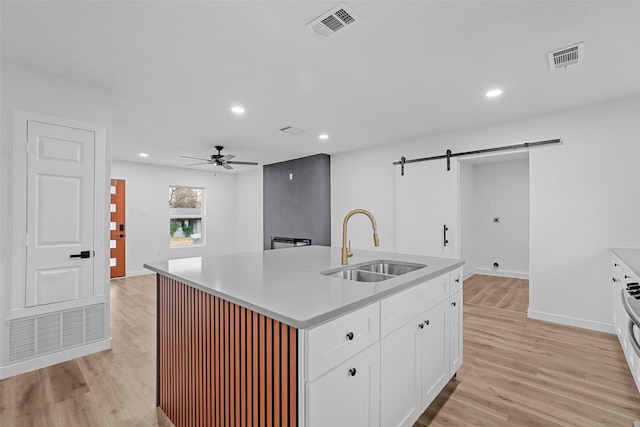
[
  {"left": 612, "top": 257, "right": 623, "bottom": 339},
  {"left": 449, "top": 291, "right": 463, "bottom": 375},
  {"left": 306, "top": 342, "right": 380, "bottom": 427},
  {"left": 420, "top": 299, "right": 450, "bottom": 409},
  {"left": 381, "top": 318, "right": 422, "bottom": 427}
]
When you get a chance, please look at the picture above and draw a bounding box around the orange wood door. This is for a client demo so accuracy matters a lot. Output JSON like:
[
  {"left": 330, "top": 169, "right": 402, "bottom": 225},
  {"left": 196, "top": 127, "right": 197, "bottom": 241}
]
[{"left": 110, "top": 179, "right": 126, "bottom": 278}]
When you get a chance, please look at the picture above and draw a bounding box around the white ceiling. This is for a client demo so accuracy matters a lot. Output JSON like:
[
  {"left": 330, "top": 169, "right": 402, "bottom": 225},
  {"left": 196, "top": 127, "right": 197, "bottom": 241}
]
[{"left": 2, "top": 1, "right": 639, "bottom": 172}]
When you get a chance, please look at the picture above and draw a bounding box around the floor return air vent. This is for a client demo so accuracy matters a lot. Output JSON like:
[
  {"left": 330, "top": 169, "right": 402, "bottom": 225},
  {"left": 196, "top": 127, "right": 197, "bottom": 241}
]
[{"left": 9, "top": 304, "right": 105, "bottom": 363}]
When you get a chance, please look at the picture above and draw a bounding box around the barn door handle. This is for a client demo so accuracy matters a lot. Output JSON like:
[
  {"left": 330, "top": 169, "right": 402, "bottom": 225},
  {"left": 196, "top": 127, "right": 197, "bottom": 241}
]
[
  {"left": 443, "top": 225, "right": 449, "bottom": 247},
  {"left": 70, "top": 250, "right": 91, "bottom": 259}
]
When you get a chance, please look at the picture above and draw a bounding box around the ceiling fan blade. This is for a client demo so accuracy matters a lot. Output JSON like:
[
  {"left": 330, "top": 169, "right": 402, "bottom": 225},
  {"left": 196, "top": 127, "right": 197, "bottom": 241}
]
[
  {"left": 227, "top": 160, "right": 258, "bottom": 166},
  {"left": 221, "top": 163, "right": 234, "bottom": 170},
  {"left": 181, "top": 155, "right": 212, "bottom": 162},
  {"left": 186, "top": 162, "right": 214, "bottom": 166},
  {"left": 220, "top": 154, "right": 235, "bottom": 161}
]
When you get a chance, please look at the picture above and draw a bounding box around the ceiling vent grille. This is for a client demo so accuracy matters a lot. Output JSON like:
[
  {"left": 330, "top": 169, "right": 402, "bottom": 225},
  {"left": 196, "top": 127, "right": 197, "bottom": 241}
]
[
  {"left": 280, "top": 126, "right": 306, "bottom": 135},
  {"left": 547, "top": 42, "right": 584, "bottom": 70},
  {"left": 306, "top": 3, "right": 361, "bottom": 38}
]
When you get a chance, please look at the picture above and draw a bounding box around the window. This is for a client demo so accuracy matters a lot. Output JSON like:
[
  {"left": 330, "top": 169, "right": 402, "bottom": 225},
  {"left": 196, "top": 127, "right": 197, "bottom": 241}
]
[{"left": 169, "top": 186, "right": 204, "bottom": 248}]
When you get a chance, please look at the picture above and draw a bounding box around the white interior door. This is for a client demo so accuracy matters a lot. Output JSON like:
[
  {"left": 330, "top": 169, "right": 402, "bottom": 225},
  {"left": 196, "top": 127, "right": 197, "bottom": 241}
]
[
  {"left": 396, "top": 158, "right": 458, "bottom": 258},
  {"left": 25, "top": 120, "right": 96, "bottom": 307}
]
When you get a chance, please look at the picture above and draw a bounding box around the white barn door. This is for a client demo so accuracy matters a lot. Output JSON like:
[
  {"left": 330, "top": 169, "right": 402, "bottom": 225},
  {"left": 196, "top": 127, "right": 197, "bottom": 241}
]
[
  {"left": 25, "top": 121, "right": 96, "bottom": 306},
  {"left": 396, "top": 158, "right": 458, "bottom": 258}
]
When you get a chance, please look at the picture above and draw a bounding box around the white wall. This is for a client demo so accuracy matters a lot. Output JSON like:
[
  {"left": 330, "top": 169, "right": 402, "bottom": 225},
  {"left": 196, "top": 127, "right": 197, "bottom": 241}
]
[
  {"left": 236, "top": 168, "right": 264, "bottom": 253},
  {"left": 0, "top": 61, "right": 112, "bottom": 370},
  {"left": 469, "top": 159, "right": 529, "bottom": 278},
  {"left": 111, "top": 161, "right": 238, "bottom": 276},
  {"left": 332, "top": 96, "right": 640, "bottom": 332}
]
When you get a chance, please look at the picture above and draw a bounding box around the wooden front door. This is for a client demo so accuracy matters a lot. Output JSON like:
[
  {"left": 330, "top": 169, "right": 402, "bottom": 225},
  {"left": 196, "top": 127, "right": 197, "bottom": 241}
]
[{"left": 110, "top": 179, "right": 126, "bottom": 278}]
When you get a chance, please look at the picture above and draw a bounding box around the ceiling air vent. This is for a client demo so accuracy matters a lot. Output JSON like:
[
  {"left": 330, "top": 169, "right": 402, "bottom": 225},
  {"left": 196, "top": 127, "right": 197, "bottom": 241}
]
[
  {"left": 280, "top": 126, "right": 306, "bottom": 135},
  {"left": 547, "top": 42, "right": 584, "bottom": 70},
  {"left": 306, "top": 3, "right": 361, "bottom": 38}
]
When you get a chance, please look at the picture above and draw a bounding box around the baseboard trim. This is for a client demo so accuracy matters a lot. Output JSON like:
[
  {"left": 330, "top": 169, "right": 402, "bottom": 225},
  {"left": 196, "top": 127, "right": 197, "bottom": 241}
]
[
  {"left": 0, "top": 338, "right": 111, "bottom": 380},
  {"left": 468, "top": 268, "right": 529, "bottom": 280},
  {"left": 123, "top": 269, "right": 154, "bottom": 278},
  {"left": 527, "top": 309, "right": 615, "bottom": 334}
]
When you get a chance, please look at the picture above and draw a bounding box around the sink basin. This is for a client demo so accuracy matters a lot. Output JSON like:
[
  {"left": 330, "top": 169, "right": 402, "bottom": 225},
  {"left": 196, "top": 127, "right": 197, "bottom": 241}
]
[
  {"left": 321, "top": 260, "right": 427, "bottom": 283},
  {"left": 357, "top": 261, "right": 425, "bottom": 276},
  {"left": 328, "top": 269, "right": 392, "bottom": 282}
]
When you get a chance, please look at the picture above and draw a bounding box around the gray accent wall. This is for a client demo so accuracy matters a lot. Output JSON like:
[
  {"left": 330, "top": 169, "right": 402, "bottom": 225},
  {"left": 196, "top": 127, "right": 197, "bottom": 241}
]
[{"left": 263, "top": 154, "right": 331, "bottom": 250}]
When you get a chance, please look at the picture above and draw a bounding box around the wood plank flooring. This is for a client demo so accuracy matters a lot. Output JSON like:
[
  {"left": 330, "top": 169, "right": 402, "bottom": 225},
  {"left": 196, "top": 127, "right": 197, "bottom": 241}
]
[
  {"left": 1, "top": 274, "right": 638, "bottom": 426},
  {"left": 416, "top": 275, "right": 640, "bottom": 426}
]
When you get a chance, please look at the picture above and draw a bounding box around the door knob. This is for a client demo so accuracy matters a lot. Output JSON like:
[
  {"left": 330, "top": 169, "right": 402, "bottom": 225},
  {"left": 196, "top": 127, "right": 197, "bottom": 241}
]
[
  {"left": 70, "top": 250, "right": 91, "bottom": 259},
  {"left": 119, "top": 234, "right": 124, "bottom": 238}
]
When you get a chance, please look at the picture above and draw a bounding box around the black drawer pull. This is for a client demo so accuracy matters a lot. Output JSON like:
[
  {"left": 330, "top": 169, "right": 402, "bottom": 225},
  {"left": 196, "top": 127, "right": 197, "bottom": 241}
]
[
  {"left": 348, "top": 368, "right": 357, "bottom": 377},
  {"left": 451, "top": 302, "right": 457, "bottom": 307},
  {"left": 346, "top": 332, "right": 354, "bottom": 341}
]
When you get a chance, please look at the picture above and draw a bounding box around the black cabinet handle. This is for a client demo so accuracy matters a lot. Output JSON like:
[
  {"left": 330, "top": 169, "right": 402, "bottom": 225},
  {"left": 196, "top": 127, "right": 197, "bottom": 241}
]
[
  {"left": 418, "top": 323, "right": 424, "bottom": 329},
  {"left": 119, "top": 234, "right": 124, "bottom": 238},
  {"left": 455, "top": 278, "right": 460, "bottom": 283},
  {"left": 348, "top": 368, "right": 357, "bottom": 377},
  {"left": 346, "top": 332, "right": 354, "bottom": 341},
  {"left": 614, "top": 263, "right": 620, "bottom": 267},
  {"left": 613, "top": 277, "right": 620, "bottom": 283},
  {"left": 625, "top": 275, "right": 632, "bottom": 279},
  {"left": 451, "top": 302, "right": 457, "bottom": 307},
  {"left": 443, "top": 225, "right": 449, "bottom": 247},
  {"left": 70, "top": 250, "right": 91, "bottom": 259},
  {"left": 424, "top": 320, "right": 430, "bottom": 326}
]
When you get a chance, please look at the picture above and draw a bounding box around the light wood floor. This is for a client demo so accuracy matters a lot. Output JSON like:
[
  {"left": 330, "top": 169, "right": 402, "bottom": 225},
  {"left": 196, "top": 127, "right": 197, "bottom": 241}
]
[{"left": 1, "top": 274, "right": 639, "bottom": 426}]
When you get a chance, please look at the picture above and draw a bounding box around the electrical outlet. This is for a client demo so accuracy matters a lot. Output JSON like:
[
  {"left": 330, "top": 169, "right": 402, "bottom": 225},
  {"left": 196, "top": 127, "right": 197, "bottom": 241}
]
[{"left": 493, "top": 217, "right": 500, "bottom": 223}]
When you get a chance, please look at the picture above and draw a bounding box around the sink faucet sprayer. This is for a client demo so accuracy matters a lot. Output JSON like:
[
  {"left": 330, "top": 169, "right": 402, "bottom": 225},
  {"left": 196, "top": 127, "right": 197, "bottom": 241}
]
[{"left": 341, "top": 209, "right": 380, "bottom": 265}]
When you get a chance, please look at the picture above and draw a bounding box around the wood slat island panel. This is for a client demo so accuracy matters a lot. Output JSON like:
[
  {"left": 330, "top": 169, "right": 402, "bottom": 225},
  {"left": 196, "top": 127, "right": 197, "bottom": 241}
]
[{"left": 157, "top": 275, "right": 298, "bottom": 427}]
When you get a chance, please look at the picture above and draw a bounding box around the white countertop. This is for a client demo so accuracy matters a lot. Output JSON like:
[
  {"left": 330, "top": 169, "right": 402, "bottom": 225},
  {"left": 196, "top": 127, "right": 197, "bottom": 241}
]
[{"left": 144, "top": 246, "right": 464, "bottom": 329}]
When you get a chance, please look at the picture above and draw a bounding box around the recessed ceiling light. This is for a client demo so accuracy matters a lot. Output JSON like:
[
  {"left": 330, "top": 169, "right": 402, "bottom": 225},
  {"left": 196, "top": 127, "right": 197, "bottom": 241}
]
[
  {"left": 231, "top": 106, "right": 245, "bottom": 114},
  {"left": 485, "top": 89, "right": 503, "bottom": 98},
  {"left": 319, "top": 134, "right": 329, "bottom": 140},
  {"left": 139, "top": 153, "right": 149, "bottom": 157}
]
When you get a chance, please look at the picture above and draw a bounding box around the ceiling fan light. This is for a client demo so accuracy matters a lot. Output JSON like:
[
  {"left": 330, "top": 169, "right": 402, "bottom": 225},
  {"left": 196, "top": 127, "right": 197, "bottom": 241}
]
[
  {"left": 231, "top": 106, "right": 245, "bottom": 114},
  {"left": 319, "top": 134, "right": 329, "bottom": 140},
  {"left": 485, "top": 89, "right": 503, "bottom": 98}
]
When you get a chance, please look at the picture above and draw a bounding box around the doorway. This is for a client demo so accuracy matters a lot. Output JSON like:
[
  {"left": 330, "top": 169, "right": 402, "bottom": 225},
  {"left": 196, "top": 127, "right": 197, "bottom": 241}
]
[
  {"left": 110, "top": 179, "right": 126, "bottom": 278},
  {"left": 459, "top": 152, "right": 530, "bottom": 309}
]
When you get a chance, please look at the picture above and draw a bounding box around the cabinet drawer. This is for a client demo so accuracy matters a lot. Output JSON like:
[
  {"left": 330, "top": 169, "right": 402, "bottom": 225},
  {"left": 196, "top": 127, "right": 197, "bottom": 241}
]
[
  {"left": 449, "top": 267, "right": 463, "bottom": 295},
  {"left": 306, "top": 302, "right": 380, "bottom": 381},
  {"left": 306, "top": 342, "right": 381, "bottom": 427},
  {"left": 381, "top": 274, "right": 449, "bottom": 337}
]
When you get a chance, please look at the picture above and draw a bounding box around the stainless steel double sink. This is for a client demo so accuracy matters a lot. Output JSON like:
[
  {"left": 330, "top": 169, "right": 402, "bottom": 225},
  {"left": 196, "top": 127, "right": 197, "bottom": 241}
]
[{"left": 321, "top": 260, "right": 427, "bottom": 282}]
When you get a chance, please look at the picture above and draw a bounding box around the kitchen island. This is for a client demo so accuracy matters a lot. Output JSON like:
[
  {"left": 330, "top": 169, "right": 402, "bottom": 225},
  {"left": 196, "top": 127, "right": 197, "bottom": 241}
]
[{"left": 144, "top": 246, "right": 464, "bottom": 427}]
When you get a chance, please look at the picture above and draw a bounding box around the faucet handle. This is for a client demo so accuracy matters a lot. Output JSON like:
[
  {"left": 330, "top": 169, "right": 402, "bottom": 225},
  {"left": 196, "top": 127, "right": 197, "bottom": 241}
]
[{"left": 347, "top": 240, "right": 353, "bottom": 258}]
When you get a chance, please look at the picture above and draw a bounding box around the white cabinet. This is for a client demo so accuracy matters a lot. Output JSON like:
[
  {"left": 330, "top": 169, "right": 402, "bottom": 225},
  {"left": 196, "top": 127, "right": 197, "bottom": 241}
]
[
  {"left": 380, "top": 312, "right": 422, "bottom": 427},
  {"left": 306, "top": 342, "right": 380, "bottom": 427},
  {"left": 306, "top": 302, "right": 380, "bottom": 381},
  {"left": 419, "top": 299, "right": 450, "bottom": 408},
  {"left": 612, "top": 256, "right": 625, "bottom": 340},
  {"left": 449, "top": 290, "right": 463, "bottom": 375},
  {"left": 304, "top": 268, "right": 463, "bottom": 427},
  {"left": 449, "top": 267, "right": 463, "bottom": 375},
  {"left": 380, "top": 273, "right": 459, "bottom": 427}
]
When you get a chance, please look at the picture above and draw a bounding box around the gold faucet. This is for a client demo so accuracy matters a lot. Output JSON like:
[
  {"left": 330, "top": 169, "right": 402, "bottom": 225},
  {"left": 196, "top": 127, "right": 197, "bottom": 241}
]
[{"left": 341, "top": 209, "right": 380, "bottom": 265}]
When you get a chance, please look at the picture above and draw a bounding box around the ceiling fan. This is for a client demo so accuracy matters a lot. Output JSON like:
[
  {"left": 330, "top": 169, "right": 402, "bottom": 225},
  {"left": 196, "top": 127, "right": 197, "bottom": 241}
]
[{"left": 182, "top": 146, "right": 258, "bottom": 170}]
